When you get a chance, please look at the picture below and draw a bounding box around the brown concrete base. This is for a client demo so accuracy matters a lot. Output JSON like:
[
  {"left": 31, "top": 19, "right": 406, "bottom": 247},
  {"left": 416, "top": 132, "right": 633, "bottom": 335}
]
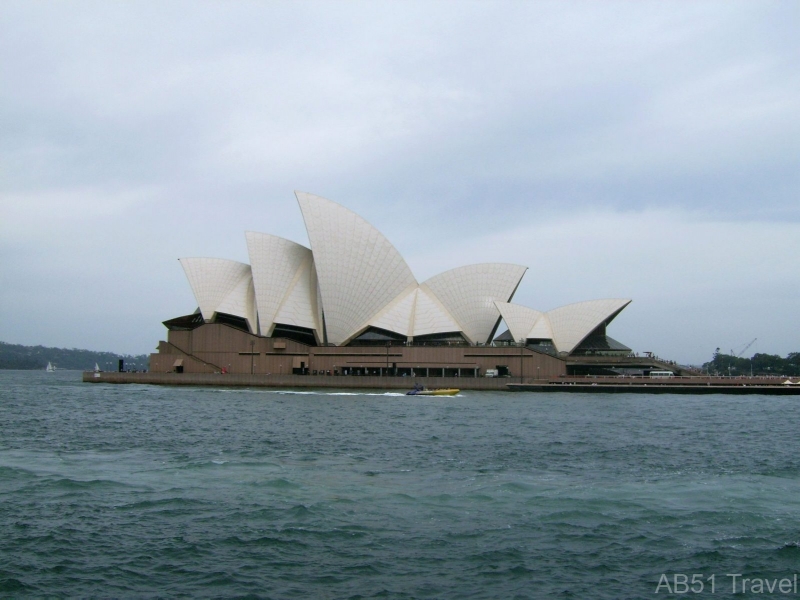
[
  {"left": 82, "top": 371, "right": 515, "bottom": 390},
  {"left": 508, "top": 375, "right": 800, "bottom": 394},
  {"left": 84, "top": 372, "right": 800, "bottom": 394}
]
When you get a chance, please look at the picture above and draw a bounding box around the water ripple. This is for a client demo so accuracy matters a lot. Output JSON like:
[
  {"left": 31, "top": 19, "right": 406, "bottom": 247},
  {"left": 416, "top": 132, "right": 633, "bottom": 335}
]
[{"left": 2, "top": 371, "right": 800, "bottom": 597}]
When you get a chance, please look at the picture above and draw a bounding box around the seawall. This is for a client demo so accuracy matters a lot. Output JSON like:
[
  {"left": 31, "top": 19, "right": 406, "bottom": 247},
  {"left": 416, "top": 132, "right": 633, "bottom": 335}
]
[
  {"left": 83, "top": 372, "right": 800, "bottom": 394},
  {"left": 82, "top": 371, "right": 512, "bottom": 390}
]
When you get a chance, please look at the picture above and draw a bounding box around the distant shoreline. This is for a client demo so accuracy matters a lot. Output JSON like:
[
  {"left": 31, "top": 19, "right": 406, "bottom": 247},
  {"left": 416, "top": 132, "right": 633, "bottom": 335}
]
[{"left": 0, "top": 340, "right": 148, "bottom": 371}]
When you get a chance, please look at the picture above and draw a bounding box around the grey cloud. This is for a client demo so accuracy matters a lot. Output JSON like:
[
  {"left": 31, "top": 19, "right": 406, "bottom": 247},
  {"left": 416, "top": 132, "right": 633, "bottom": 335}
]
[{"left": 1, "top": 1, "right": 798, "bottom": 359}]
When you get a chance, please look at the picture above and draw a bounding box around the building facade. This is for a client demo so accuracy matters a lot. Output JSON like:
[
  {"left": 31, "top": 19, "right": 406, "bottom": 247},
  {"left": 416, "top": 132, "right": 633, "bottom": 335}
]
[{"left": 149, "top": 192, "right": 632, "bottom": 377}]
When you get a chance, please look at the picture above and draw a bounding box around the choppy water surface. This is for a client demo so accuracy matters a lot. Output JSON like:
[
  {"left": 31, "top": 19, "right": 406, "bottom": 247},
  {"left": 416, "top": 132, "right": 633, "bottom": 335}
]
[{"left": 2, "top": 371, "right": 800, "bottom": 598}]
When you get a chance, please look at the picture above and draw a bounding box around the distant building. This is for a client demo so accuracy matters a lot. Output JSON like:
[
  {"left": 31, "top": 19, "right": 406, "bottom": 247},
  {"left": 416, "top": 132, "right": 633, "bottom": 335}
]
[{"left": 150, "top": 192, "right": 633, "bottom": 377}]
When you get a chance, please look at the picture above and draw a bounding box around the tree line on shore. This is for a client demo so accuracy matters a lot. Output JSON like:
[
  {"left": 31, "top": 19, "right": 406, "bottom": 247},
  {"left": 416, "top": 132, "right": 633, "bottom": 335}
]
[
  {"left": 0, "top": 341, "right": 149, "bottom": 371},
  {"left": 703, "top": 349, "right": 800, "bottom": 377}
]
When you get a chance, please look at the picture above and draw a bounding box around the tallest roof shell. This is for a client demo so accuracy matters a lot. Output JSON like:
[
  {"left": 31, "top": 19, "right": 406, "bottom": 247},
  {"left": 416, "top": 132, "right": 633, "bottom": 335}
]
[{"left": 295, "top": 192, "right": 418, "bottom": 345}]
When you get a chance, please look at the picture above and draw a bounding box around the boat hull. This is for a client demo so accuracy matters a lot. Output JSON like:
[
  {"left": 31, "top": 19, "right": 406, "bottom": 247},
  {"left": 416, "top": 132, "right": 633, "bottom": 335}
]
[{"left": 407, "top": 388, "right": 460, "bottom": 396}]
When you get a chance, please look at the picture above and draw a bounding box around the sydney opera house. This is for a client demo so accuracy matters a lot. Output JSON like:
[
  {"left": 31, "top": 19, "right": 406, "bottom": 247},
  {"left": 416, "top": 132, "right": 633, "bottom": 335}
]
[{"left": 149, "top": 192, "right": 635, "bottom": 379}]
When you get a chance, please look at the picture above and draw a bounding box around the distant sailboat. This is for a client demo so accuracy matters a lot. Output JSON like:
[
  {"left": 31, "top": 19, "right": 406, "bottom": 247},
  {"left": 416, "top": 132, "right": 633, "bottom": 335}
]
[
  {"left": 46, "top": 362, "right": 55, "bottom": 372},
  {"left": 94, "top": 363, "right": 101, "bottom": 372}
]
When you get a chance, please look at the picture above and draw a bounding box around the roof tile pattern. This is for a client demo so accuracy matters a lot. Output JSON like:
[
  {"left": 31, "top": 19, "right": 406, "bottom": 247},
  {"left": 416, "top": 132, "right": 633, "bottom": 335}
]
[
  {"left": 216, "top": 274, "right": 257, "bottom": 332},
  {"left": 493, "top": 301, "right": 546, "bottom": 343},
  {"left": 296, "top": 192, "right": 417, "bottom": 345},
  {"left": 528, "top": 313, "right": 555, "bottom": 340},
  {"left": 178, "top": 258, "right": 255, "bottom": 331},
  {"left": 370, "top": 287, "right": 418, "bottom": 336},
  {"left": 545, "top": 298, "right": 631, "bottom": 354},
  {"left": 423, "top": 264, "right": 527, "bottom": 344},
  {"left": 174, "top": 192, "right": 632, "bottom": 351},
  {"left": 245, "top": 232, "right": 312, "bottom": 335},
  {"left": 495, "top": 299, "right": 630, "bottom": 353},
  {"left": 412, "top": 287, "right": 462, "bottom": 336},
  {"left": 272, "top": 256, "right": 320, "bottom": 333}
]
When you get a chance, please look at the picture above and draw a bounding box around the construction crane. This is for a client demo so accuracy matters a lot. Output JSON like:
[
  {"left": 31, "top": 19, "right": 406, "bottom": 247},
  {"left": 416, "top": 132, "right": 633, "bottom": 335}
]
[
  {"left": 731, "top": 338, "right": 757, "bottom": 358},
  {"left": 729, "top": 338, "right": 757, "bottom": 377}
]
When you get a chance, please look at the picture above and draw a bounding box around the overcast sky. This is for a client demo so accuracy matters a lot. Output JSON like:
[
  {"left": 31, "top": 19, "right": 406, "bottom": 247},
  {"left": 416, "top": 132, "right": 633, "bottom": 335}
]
[{"left": 1, "top": 1, "right": 798, "bottom": 364}]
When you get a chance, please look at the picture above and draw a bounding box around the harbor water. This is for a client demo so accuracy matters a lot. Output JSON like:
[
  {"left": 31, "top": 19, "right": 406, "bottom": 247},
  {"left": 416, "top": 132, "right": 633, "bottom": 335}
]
[{"left": 2, "top": 370, "right": 800, "bottom": 598}]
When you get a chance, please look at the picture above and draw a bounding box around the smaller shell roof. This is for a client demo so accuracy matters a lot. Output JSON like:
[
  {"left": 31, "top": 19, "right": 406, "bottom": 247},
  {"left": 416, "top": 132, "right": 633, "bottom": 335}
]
[
  {"left": 245, "top": 231, "right": 315, "bottom": 335},
  {"left": 272, "top": 257, "right": 320, "bottom": 334},
  {"left": 546, "top": 298, "right": 631, "bottom": 354},
  {"left": 494, "top": 301, "right": 553, "bottom": 343},
  {"left": 495, "top": 298, "right": 631, "bottom": 354},
  {"left": 367, "top": 286, "right": 464, "bottom": 339},
  {"left": 369, "top": 286, "right": 418, "bottom": 337},
  {"left": 423, "top": 263, "right": 527, "bottom": 344},
  {"left": 178, "top": 257, "right": 256, "bottom": 332},
  {"left": 412, "top": 286, "right": 462, "bottom": 337}
]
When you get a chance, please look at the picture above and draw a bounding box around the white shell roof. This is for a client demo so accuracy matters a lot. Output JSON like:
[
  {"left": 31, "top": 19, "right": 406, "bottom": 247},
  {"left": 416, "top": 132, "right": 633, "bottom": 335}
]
[
  {"left": 245, "top": 231, "right": 315, "bottom": 335},
  {"left": 367, "top": 286, "right": 463, "bottom": 338},
  {"left": 216, "top": 273, "right": 258, "bottom": 333},
  {"left": 412, "top": 286, "right": 462, "bottom": 336},
  {"left": 422, "top": 263, "right": 527, "bottom": 344},
  {"left": 545, "top": 298, "right": 631, "bottom": 354},
  {"left": 369, "top": 286, "right": 418, "bottom": 337},
  {"left": 314, "top": 262, "right": 325, "bottom": 339},
  {"left": 528, "top": 314, "right": 555, "bottom": 341},
  {"left": 495, "top": 298, "right": 630, "bottom": 353},
  {"left": 494, "top": 301, "right": 547, "bottom": 343},
  {"left": 174, "top": 192, "right": 633, "bottom": 350},
  {"left": 272, "top": 255, "right": 320, "bottom": 334},
  {"left": 178, "top": 258, "right": 256, "bottom": 332},
  {"left": 296, "top": 191, "right": 418, "bottom": 345}
]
